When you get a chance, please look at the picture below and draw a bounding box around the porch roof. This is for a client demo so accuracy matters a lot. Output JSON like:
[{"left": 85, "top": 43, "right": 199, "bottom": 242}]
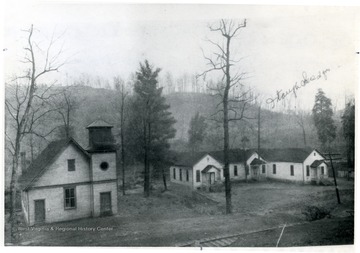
[
  {"left": 250, "top": 158, "right": 266, "bottom": 165},
  {"left": 310, "top": 160, "right": 327, "bottom": 168},
  {"left": 202, "top": 165, "right": 220, "bottom": 173}
]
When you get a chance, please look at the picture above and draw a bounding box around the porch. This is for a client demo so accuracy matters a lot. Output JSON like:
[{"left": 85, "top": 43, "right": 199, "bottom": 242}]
[
  {"left": 310, "top": 160, "right": 328, "bottom": 184},
  {"left": 249, "top": 158, "right": 267, "bottom": 180},
  {"left": 201, "top": 165, "right": 221, "bottom": 190}
]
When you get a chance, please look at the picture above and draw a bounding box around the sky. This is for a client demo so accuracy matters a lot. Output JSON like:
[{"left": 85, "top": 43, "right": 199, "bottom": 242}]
[{"left": 3, "top": 2, "right": 359, "bottom": 111}]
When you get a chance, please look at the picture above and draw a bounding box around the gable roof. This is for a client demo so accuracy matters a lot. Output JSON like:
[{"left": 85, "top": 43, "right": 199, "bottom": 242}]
[
  {"left": 86, "top": 119, "right": 113, "bottom": 128},
  {"left": 209, "top": 149, "right": 256, "bottom": 164},
  {"left": 18, "top": 138, "right": 90, "bottom": 190},
  {"left": 258, "top": 148, "right": 312, "bottom": 163},
  {"left": 173, "top": 148, "right": 315, "bottom": 167},
  {"left": 173, "top": 149, "right": 255, "bottom": 167},
  {"left": 173, "top": 151, "right": 209, "bottom": 167}
]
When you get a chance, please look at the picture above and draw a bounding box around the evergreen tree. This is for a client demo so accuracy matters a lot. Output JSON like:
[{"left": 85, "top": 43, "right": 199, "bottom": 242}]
[
  {"left": 188, "top": 112, "right": 207, "bottom": 152},
  {"left": 312, "top": 89, "right": 336, "bottom": 150},
  {"left": 341, "top": 101, "right": 355, "bottom": 168},
  {"left": 129, "top": 60, "right": 176, "bottom": 196}
]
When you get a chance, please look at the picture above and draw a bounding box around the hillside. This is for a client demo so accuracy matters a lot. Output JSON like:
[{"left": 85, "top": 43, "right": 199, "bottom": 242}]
[
  {"left": 165, "top": 92, "right": 327, "bottom": 151},
  {"left": 5, "top": 86, "right": 346, "bottom": 162}
]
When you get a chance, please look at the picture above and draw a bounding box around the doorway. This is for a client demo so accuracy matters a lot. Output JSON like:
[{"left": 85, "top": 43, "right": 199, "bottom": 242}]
[
  {"left": 209, "top": 172, "right": 215, "bottom": 185},
  {"left": 100, "top": 192, "right": 112, "bottom": 216},
  {"left": 34, "top": 199, "right": 45, "bottom": 224}
]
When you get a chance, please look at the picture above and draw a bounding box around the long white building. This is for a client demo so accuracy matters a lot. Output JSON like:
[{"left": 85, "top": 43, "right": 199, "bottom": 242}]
[{"left": 170, "top": 148, "right": 329, "bottom": 189}]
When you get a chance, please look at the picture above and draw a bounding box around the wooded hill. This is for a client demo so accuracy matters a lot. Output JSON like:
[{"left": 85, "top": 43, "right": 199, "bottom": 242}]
[{"left": 5, "top": 85, "right": 346, "bottom": 171}]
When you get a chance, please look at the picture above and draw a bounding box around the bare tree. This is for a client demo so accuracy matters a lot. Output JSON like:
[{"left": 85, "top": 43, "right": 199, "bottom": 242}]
[
  {"left": 198, "top": 19, "right": 254, "bottom": 214},
  {"left": 114, "top": 77, "right": 129, "bottom": 196},
  {"left": 51, "top": 86, "right": 82, "bottom": 139},
  {"left": 296, "top": 110, "right": 308, "bottom": 147},
  {"left": 5, "top": 25, "right": 65, "bottom": 243}
]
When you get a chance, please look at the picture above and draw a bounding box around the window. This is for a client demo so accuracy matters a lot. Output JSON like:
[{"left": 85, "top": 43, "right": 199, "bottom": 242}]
[
  {"left": 100, "top": 162, "right": 109, "bottom": 171},
  {"left": 179, "top": 169, "right": 182, "bottom": 181},
  {"left": 234, "top": 166, "right": 238, "bottom": 176},
  {"left": 186, "top": 170, "right": 189, "bottom": 181},
  {"left": 273, "top": 164, "right": 276, "bottom": 174},
  {"left": 173, "top": 168, "right": 176, "bottom": 180},
  {"left": 196, "top": 170, "right": 200, "bottom": 182},
  {"left": 306, "top": 165, "right": 310, "bottom": 177},
  {"left": 64, "top": 187, "right": 76, "bottom": 209},
  {"left": 262, "top": 165, "right": 266, "bottom": 174},
  {"left": 321, "top": 166, "right": 324, "bottom": 175},
  {"left": 314, "top": 152, "right": 316, "bottom": 156},
  {"left": 67, "top": 159, "right": 75, "bottom": 171},
  {"left": 290, "top": 165, "right": 294, "bottom": 176}
]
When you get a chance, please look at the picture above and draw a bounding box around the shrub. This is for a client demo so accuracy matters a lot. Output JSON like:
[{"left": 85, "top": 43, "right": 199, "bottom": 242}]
[
  {"left": 209, "top": 182, "right": 224, "bottom": 192},
  {"left": 319, "top": 178, "right": 334, "bottom": 186},
  {"left": 302, "top": 205, "right": 330, "bottom": 221}
]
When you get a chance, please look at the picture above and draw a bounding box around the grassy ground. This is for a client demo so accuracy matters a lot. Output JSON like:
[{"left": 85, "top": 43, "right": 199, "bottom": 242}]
[
  {"left": 6, "top": 178, "right": 354, "bottom": 246},
  {"left": 205, "top": 178, "right": 354, "bottom": 217},
  {"left": 231, "top": 217, "right": 354, "bottom": 247}
]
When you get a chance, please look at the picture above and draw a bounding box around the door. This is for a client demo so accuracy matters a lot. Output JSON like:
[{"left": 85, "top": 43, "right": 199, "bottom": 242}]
[
  {"left": 252, "top": 166, "right": 259, "bottom": 180},
  {"left": 311, "top": 167, "right": 318, "bottom": 179},
  {"left": 209, "top": 172, "right": 215, "bottom": 185},
  {"left": 100, "top": 192, "right": 112, "bottom": 216},
  {"left": 34, "top": 199, "right": 45, "bottom": 224}
]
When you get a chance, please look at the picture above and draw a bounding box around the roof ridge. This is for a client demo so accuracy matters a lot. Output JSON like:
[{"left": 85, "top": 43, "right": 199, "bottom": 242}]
[{"left": 86, "top": 119, "right": 113, "bottom": 128}]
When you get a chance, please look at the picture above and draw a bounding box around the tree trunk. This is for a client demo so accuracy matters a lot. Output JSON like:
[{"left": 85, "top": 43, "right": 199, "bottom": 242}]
[
  {"left": 143, "top": 121, "right": 150, "bottom": 197},
  {"left": 162, "top": 167, "right": 168, "bottom": 191},
  {"left": 244, "top": 163, "right": 248, "bottom": 182},
  {"left": 223, "top": 98, "right": 232, "bottom": 214},
  {"left": 302, "top": 126, "right": 307, "bottom": 147},
  {"left": 120, "top": 97, "right": 126, "bottom": 196},
  {"left": 66, "top": 107, "right": 70, "bottom": 138},
  {"left": 9, "top": 135, "right": 21, "bottom": 243},
  {"left": 223, "top": 36, "right": 232, "bottom": 214},
  {"left": 143, "top": 121, "right": 151, "bottom": 197}
]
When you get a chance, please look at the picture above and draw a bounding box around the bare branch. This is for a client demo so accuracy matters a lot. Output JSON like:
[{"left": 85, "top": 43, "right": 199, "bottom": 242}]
[{"left": 205, "top": 38, "right": 226, "bottom": 56}]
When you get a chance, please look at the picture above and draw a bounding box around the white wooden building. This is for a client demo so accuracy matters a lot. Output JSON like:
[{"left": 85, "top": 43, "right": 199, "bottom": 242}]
[
  {"left": 19, "top": 120, "right": 118, "bottom": 226},
  {"left": 170, "top": 148, "right": 328, "bottom": 189}
]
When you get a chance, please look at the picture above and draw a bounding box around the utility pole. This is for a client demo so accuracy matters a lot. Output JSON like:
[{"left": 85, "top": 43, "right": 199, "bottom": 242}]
[{"left": 324, "top": 153, "right": 342, "bottom": 204}]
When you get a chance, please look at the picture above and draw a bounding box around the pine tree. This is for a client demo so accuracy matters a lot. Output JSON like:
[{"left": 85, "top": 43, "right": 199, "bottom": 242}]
[
  {"left": 312, "top": 89, "right": 337, "bottom": 150},
  {"left": 341, "top": 101, "right": 355, "bottom": 168},
  {"left": 188, "top": 112, "right": 207, "bottom": 152},
  {"left": 129, "top": 60, "right": 176, "bottom": 196}
]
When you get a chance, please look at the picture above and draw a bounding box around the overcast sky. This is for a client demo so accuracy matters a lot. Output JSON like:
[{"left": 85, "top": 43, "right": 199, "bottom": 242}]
[{"left": 3, "top": 3, "right": 359, "bottom": 111}]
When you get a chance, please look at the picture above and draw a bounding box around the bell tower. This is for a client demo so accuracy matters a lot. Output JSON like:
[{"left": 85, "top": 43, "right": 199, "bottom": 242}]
[
  {"left": 86, "top": 119, "right": 116, "bottom": 153},
  {"left": 86, "top": 119, "right": 118, "bottom": 217}
]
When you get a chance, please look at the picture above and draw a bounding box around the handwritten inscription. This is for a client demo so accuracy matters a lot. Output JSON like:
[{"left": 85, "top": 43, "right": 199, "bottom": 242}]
[{"left": 266, "top": 68, "right": 330, "bottom": 108}]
